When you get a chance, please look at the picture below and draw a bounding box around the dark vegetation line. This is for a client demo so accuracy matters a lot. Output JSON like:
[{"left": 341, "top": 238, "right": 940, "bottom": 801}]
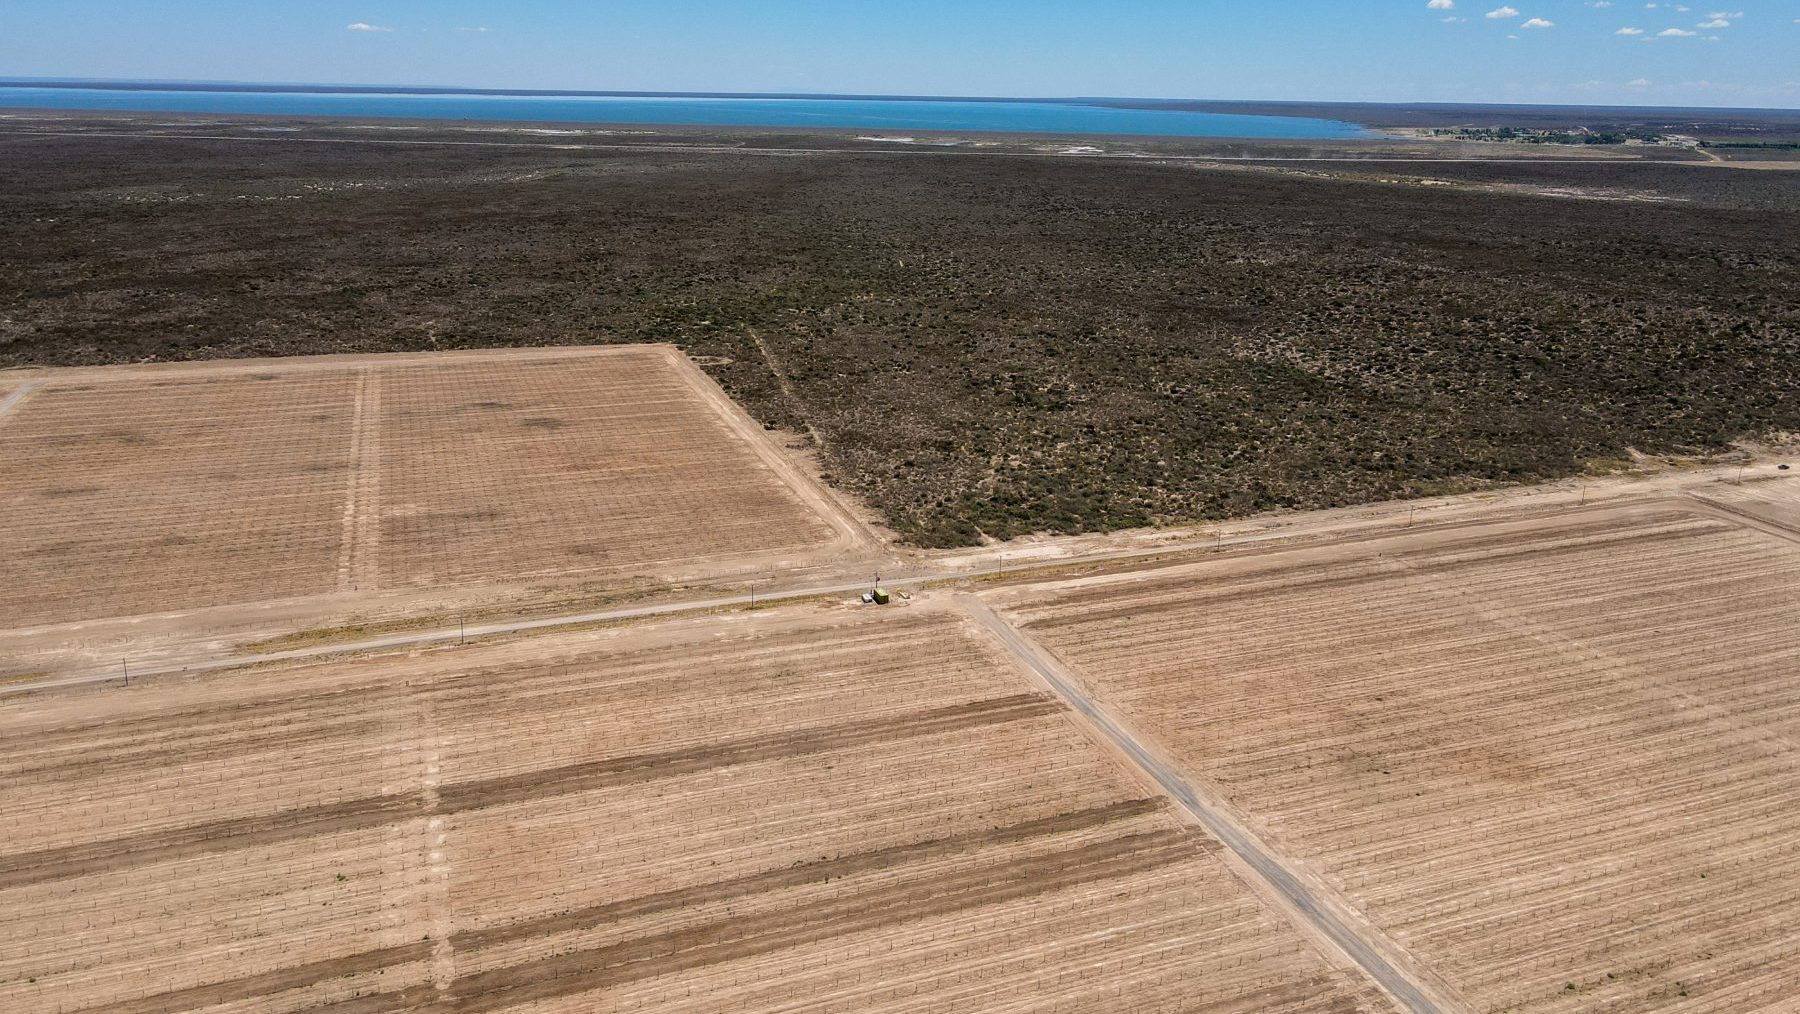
[{"left": 0, "top": 133, "right": 1794, "bottom": 546}]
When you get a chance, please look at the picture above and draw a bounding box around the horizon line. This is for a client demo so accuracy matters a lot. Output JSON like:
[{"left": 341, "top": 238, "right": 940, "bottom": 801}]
[{"left": 2, "top": 77, "right": 1797, "bottom": 115}]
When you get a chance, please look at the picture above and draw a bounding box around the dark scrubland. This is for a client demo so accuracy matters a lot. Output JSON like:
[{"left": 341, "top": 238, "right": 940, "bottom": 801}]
[{"left": 1, "top": 120, "right": 1796, "bottom": 546}]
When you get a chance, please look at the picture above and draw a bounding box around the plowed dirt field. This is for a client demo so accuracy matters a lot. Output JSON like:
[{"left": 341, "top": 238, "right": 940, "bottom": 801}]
[
  {"left": 0, "top": 602, "right": 1390, "bottom": 1013},
  {"left": 0, "top": 347, "right": 865, "bottom": 629},
  {"left": 981, "top": 496, "right": 1800, "bottom": 1012}
]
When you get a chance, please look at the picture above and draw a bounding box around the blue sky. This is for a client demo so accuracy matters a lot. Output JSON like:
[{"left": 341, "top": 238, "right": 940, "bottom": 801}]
[{"left": 2, "top": 1, "right": 1797, "bottom": 107}]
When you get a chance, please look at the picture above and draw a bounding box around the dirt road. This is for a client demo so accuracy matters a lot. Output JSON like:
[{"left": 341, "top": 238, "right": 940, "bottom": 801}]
[
  {"left": 0, "top": 495, "right": 1635, "bottom": 696},
  {"left": 10, "top": 476, "right": 1787, "bottom": 696},
  {"left": 958, "top": 596, "right": 1458, "bottom": 1014}
]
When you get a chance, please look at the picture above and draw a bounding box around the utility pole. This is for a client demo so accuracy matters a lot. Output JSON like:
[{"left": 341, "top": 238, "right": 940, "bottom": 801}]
[
  {"left": 121, "top": 659, "right": 129, "bottom": 686},
  {"left": 749, "top": 579, "right": 757, "bottom": 610},
  {"left": 459, "top": 615, "right": 465, "bottom": 645}
]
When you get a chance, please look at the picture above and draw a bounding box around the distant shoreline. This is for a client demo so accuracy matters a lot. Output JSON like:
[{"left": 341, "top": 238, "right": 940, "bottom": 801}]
[
  {"left": 4, "top": 79, "right": 1796, "bottom": 116},
  {"left": 0, "top": 84, "right": 1371, "bottom": 141},
  {"left": 3, "top": 81, "right": 1797, "bottom": 140}
]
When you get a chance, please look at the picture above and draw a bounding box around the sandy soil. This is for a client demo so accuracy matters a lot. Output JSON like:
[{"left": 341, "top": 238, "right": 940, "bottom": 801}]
[
  {"left": 0, "top": 346, "right": 879, "bottom": 632},
  {"left": 1688, "top": 475, "right": 1800, "bottom": 541},
  {"left": 978, "top": 492, "right": 1800, "bottom": 1012},
  {"left": 0, "top": 602, "right": 1387, "bottom": 1013},
  {"left": 1, "top": 367, "right": 356, "bottom": 625}
]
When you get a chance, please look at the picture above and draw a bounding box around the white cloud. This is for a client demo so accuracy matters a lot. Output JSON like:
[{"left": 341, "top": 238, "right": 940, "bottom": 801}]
[
  {"left": 1586, "top": 1, "right": 1614, "bottom": 7},
  {"left": 1616, "top": 26, "right": 1644, "bottom": 34},
  {"left": 1487, "top": 5, "right": 1520, "bottom": 17},
  {"left": 1427, "top": 0, "right": 1455, "bottom": 8},
  {"left": 1522, "top": 17, "right": 1554, "bottom": 28},
  {"left": 1628, "top": 77, "right": 1652, "bottom": 86},
  {"left": 457, "top": 26, "right": 492, "bottom": 33},
  {"left": 346, "top": 22, "right": 392, "bottom": 33},
  {"left": 1698, "top": 18, "right": 1729, "bottom": 27},
  {"left": 1659, "top": 27, "right": 1696, "bottom": 35}
]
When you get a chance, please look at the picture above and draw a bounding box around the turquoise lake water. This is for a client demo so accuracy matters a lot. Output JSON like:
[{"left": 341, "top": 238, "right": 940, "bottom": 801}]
[{"left": 0, "top": 87, "right": 1370, "bottom": 140}]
